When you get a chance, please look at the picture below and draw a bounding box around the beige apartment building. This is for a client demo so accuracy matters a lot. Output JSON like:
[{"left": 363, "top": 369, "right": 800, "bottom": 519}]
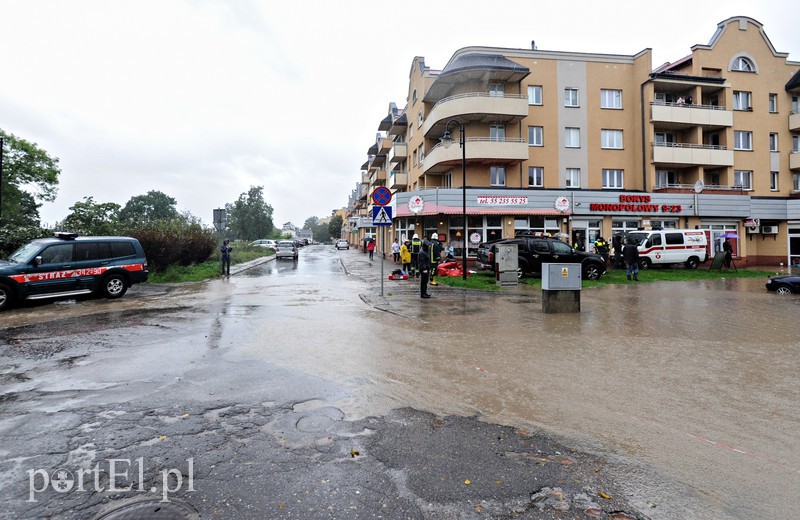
[{"left": 345, "top": 16, "right": 800, "bottom": 267}]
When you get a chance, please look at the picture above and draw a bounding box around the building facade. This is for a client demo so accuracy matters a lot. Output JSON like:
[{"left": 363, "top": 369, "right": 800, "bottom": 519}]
[{"left": 346, "top": 17, "right": 800, "bottom": 267}]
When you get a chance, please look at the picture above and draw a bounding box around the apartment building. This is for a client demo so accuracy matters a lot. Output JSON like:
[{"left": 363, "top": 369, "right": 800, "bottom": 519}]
[{"left": 347, "top": 16, "right": 800, "bottom": 266}]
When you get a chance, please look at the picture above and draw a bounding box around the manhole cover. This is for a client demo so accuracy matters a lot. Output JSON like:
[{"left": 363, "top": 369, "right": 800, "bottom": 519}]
[{"left": 95, "top": 499, "right": 198, "bottom": 520}]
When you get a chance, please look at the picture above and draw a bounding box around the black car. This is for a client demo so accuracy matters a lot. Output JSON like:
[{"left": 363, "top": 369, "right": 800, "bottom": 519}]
[
  {"left": 476, "top": 236, "right": 606, "bottom": 280},
  {"left": 765, "top": 275, "right": 800, "bottom": 295},
  {"left": 0, "top": 233, "right": 149, "bottom": 311}
]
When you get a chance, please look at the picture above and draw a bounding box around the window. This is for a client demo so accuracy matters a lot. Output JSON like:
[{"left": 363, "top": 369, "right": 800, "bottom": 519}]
[
  {"left": 418, "top": 109, "right": 423, "bottom": 127},
  {"left": 769, "top": 93, "right": 778, "bottom": 113},
  {"left": 794, "top": 173, "right": 800, "bottom": 192},
  {"left": 734, "top": 131, "right": 752, "bottom": 150},
  {"left": 564, "top": 88, "right": 579, "bottom": 107},
  {"left": 731, "top": 56, "right": 754, "bottom": 72},
  {"left": 733, "top": 91, "right": 751, "bottom": 110},
  {"left": 111, "top": 242, "right": 136, "bottom": 258},
  {"left": 528, "top": 167, "right": 543, "bottom": 187},
  {"left": 601, "top": 129, "right": 623, "bottom": 149},
  {"left": 490, "top": 165, "right": 505, "bottom": 186},
  {"left": 793, "top": 135, "right": 800, "bottom": 152},
  {"left": 565, "top": 127, "right": 580, "bottom": 148},
  {"left": 490, "top": 125, "right": 505, "bottom": 142},
  {"left": 419, "top": 144, "right": 424, "bottom": 163},
  {"left": 489, "top": 83, "right": 505, "bottom": 97},
  {"left": 655, "top": 132, "right": 674, "bottom": 144},
  {"left": 566, "top": 168, "right": 581, "bottom": 188},
  {"left": 665, "top": 232, "right": 685, "bottom": 246},
  {"left": 770, "top": 133, "right": 779, "bottom": 152},
  {"left": 528, "top": 85, "right": 542, "bottom": 105},
  {"left": 444, "top": 172, "right": 452, "bottom": 188},
  {"left": 656, "top": 170, "right": 677, "bottom": 187},
  {"left": 40, "top": 244, "right": 74, "bottom": 264},
  {"left": 734, "top": 170, "right": 752, "bottom": 189},
  {"left": 602, "top": 169, "right": 624, "bottom": 189},
  {"left": 528, "top": 126, "right": 543, "bottom": 146},
  {"left": 770, "top": 171, "right": 779, "bottom": 191},
  {"left": 600, "top": 89, "right": 622, "bottom": 109},
  {"left": 794, "top": 96, "right": 800, "bottom": 114},
  {"left": 412, "top": 149, "right": 417, "bottom": 166},
  {"left": 412, "top": 89, "right": 417, "bottom": 104}
]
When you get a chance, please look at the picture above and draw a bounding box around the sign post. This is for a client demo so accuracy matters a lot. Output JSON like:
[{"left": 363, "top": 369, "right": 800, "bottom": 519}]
[{"left": 372, "top": 188, "right": 393, "bottom": 296}]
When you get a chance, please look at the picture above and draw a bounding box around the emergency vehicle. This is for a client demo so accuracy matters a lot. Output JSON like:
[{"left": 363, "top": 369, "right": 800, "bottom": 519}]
[
  {"left": 0, "top": 233, "right": 148, "bottom": 311},
  {"left": 625, "top": 229, "right": 708, "bottom": 269}
]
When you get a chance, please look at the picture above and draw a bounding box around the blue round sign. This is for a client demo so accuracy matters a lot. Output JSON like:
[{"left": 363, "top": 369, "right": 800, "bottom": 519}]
[{"left": 372, "top": 186, "right": 392, "bottom": 206}]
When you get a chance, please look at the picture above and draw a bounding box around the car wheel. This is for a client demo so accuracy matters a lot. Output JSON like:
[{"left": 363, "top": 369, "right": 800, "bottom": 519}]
[
  {"left": 583, "top": 264, "right": 602, "bottom": 280},
  {"left": 775, "top": 285, "right": 794, "bottom": 295},
  {"left": 639, "top": 258, "right": 652, "bottom": 270},
  {"left": 102, "top": 274, "right": 128, "bottom": 299},
  {"left": 0, "top": 283, "right": 14, "bottom": 311},
  {"left": 685, "top": 257, "right": 699, "bottom": 269}
]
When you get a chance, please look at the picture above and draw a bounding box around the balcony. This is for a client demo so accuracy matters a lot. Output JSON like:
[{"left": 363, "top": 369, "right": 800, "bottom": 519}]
[
  {"left": 791, "top": 152, "right": 800, "bottom": 171},
  {"left": 650, "top": 102, "right": 733, "bottom": 130},
  {"left": 790, "top": 112, "right": 800, "bottom": 132},
  {"left": 653, "top": 183, "right": 747, "bottom": 195},
  {"left": 388, "top": 142, "right": 407, "bottom": 164},
  {"left": 388, "top": 170, "right": 408, "bottom": 190},
  {"left": 378, "top": 137, "right": 392, "bottom": 154},
  {"left": 423, "top": 93, "right": 529, "bottom": 137},
  {"left": 370, "top": 169, "right": 387, "bottom": 185},
  {"left": 423, "top": 137, "right": 528, "bottom": 174},
  {"left": 652, "top": 142, "right": 733, "bottom": 167}
]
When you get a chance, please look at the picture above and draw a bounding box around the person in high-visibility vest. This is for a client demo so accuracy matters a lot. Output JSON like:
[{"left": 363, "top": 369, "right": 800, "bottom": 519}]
[
  {"left": 429, "top": 233, "right": 443, "bottom": 285},
  {"left": 410, "top": 234, "right": 422, "bottom": 278}
]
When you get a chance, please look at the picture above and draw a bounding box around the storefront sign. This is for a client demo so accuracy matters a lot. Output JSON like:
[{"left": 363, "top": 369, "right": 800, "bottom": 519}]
[
  {"left": 554, "top": 196, "right": 570, "bottom": 213},
  {"left": 407, "top": 195, "right": 424, "bottom": 214},
  {"left": 588, "top": 194, "right": 681, "bottom": 213},
  {"left": 476, "top": 196, "right": 528, "bottom": 205}
]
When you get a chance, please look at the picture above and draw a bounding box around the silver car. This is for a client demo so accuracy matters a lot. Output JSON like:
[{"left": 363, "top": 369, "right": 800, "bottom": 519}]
[{"left": 275, "top": 240, "right": 298, "bottom": 260}]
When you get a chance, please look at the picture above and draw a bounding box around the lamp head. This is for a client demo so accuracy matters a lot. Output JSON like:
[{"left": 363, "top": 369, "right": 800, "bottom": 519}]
[{"left": 440, "top": 129, "right": 454, "bottom": 149}]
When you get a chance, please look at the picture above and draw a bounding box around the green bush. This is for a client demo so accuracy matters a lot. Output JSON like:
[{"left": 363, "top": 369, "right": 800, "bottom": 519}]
[
  {"left": 0, "top": 224, "right": 49, "bottom": 257},
  {"left": 125, "top": 219, "right": 216, "bottom": 272}
]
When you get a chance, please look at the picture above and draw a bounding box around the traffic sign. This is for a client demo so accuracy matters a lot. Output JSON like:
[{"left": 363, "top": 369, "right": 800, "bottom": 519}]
[
  {"left": 372, "top": 186, "right": 392, "bottom": 206},
  {"left": 372, "top": 206, "right": 392, "bottom": 226}
]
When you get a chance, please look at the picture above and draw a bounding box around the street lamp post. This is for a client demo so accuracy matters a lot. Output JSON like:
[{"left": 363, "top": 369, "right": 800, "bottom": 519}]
[{"left": 440, "top": 121, "right": 467, "bottom": 281}]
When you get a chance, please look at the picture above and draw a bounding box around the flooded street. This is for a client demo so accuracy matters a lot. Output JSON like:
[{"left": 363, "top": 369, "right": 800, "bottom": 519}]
[{"left": 1, "top": 245, "right": 798, "bottom": 519}]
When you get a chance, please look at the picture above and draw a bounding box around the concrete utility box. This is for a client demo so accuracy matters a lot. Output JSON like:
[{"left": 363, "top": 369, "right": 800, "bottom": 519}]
[
  {"left": 542, "top": 263, "right": 581, "bottom": 313},
  {"left": 495, "top": 244, "right": 519, "bottom": 286}
]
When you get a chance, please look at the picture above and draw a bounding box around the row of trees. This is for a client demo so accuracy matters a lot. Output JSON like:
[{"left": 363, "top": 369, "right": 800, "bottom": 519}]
[{"left": 1, "top": 128, "right": 342, "bottom": 269}]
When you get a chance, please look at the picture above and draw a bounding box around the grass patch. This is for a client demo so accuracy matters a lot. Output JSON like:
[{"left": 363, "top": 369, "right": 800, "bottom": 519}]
[
  {"left": 439, "top": 264, "right": 770, "bottom": 291},
  {"left": 148, "top": 246, "right": 273, "bottom": 283}
]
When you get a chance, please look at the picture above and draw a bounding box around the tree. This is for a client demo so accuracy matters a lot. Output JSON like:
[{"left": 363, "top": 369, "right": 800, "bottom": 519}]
[
  {"left": 61, "top": 196, "right": 121, "bottom": 236},
  {"left": 225, "top": 186, "right": 274, "bottom": 241},
  {"left": 0, "top": 129, "right": 61, "bottom": 226},
  {"left": 119, "top": 190, "right": 179, "bottom": 225},
  {"left": 328, "top": 214, "right": 343, "bottom": 241}
]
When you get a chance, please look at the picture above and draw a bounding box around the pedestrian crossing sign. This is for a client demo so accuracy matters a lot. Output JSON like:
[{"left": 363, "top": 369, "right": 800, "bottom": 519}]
[{"left": 372, "top": 206, "right": 392, "bottom": 226}]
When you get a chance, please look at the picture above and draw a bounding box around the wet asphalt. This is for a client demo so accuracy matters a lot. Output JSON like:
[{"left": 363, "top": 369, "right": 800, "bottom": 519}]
[{"left": 0, "top": 245, "right": 797, "bottom": 519}]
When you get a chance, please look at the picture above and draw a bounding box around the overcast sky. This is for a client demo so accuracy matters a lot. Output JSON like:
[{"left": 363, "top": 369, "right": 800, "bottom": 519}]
[{"left": 1, "top": 0, "right": 797, "bottom": 229}]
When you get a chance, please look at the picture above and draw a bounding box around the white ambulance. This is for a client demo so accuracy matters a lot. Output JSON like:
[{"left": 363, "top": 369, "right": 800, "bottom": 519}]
[{"left": 625, "top": 229, "right": 709, "bottom": 269}]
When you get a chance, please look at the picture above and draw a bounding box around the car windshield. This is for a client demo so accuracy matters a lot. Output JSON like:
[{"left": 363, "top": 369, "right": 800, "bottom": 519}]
[
  {"left": 8, "top": 241, "right": 44, "bottom": 263},
  {"left": 278, "top": 242, "right": 294, "bottom": 247}
]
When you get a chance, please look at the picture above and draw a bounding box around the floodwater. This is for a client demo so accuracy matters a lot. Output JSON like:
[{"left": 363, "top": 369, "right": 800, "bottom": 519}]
[
  {"left": 230, "top": 248, "right": 800, "bottom": 520},
  {"left": 2, "top": 245, "right": 798, "bottom": 519}
]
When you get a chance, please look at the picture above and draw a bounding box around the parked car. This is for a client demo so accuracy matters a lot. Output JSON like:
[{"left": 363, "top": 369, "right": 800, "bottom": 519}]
[
  {"left": 250, "top": 239, "right": 277, "bottom": 249},
  {"left": 625, "top": 229, "right": 708, "bottom": 269},
  {"left": 335, "top": 239, "right": 349, "bottom": 250},
  {"left": 0, "top": 232, "right": 149, "bottom": 311},
  {"left": 765, "top": 275, "right": 800, "bottom": 294},
  {"left": 275, "top": 240, "right": 298, "bottom": 260},
  {"left": 476, "top": 236, "right": 606, "bottom": 280}
]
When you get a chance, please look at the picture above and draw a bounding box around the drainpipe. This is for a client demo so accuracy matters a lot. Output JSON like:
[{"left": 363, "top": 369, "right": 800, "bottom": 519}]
[{"left": 640, "top": 78, "right": 651, "bottom": 193}]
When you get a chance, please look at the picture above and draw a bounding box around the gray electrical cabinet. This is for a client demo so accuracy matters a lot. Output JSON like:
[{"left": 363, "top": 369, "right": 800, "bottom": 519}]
[
  {"left": 541, "top": 263, "right": 581, "bottom": 290},
  {"left": 495, "top": 244, "right": 518, "bottom": 286},
  {"left": 542, "top": 263, "right": 581, "bottom": 313}
]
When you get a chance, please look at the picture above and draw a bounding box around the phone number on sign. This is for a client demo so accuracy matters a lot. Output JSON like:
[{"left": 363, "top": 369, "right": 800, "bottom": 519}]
[{"left": 476, "top": 196, "right": 528, "bottom": 205}]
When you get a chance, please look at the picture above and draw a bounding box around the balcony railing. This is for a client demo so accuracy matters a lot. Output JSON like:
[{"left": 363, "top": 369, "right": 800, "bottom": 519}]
[
  {"left": 652, "top": 142, "right": 734, "bottom": 167},
  {"left": 423, "top": 137, "right": 528, "bottom": 174},
  {"left": 790, "top": 111, "right": 800, "bottom": 132},
  {"left": 790, "top": 151, "right": 800, "bottom": 170},
  {"left": 650, "top": 102, "right": 733, "bottom": 128},
  {"left": 388, "top": 142, "right": 407, "bottom": 164},
  {"left": 653, "top": 183, "right": 747, "bottom": 194},
  {"left": 423, "top": 93, "right": 528, "bottom": 137}
]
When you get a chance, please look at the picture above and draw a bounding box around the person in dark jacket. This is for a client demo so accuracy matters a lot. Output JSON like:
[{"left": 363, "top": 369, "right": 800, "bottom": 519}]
[
  {"left": 612, "top": 235, "right": 624, "bottom": 269},
  {"left": 722, "top": 238, "right": 733, "bottom": 268},
  {"left": 429, "top": 233, "right": 443, "bottom": 286},
  {"left": 418, "top": 240, "right": 432, "bottom": 298},
  {"left": 220, "top": 239, "right": 233, "bottom": 276},
  {"left": 594, "top": 236, "right": 609, "bottom": 264},
  {"left": 622, "top": 238, "right": 640, "bottom": 281},
  {"left": 410, "top": 234, "right": 422, "bottom": 278}
]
